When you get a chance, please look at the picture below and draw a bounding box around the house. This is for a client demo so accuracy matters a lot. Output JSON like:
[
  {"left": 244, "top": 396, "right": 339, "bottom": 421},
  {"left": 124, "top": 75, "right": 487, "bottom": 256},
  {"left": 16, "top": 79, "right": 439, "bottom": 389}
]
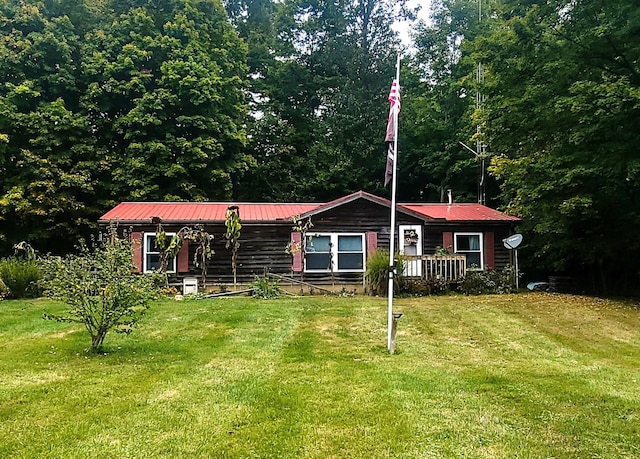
[{"left": 98, "top": 190, "right": 521, "bottom": 289}]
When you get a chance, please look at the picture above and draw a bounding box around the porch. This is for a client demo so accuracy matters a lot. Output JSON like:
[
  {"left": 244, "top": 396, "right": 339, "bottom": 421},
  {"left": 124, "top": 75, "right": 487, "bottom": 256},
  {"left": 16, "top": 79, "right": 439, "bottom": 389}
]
[{"left": 403, "top": 254, "right": 467, "bottom": 281}]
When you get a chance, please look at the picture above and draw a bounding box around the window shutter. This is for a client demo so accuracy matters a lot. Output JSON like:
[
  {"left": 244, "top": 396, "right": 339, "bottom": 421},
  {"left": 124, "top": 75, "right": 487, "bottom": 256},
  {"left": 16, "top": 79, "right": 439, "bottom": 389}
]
[
  {"left": 131, "top": 232, "right": 143, "bottom": 272},
  {"left": 366, "top": 232, "right": 378, "bottom": 256},
  {"left": 177, "top": 239, "right": 189, "bottom": 273},
  {"left": 484, "top": 232, "right": 495, "bottom": 270},
  {"left": 291, "top": 232, "right": 303, "bottom": 272},
  {"left": 443, "top": 232, "right": 453, "bottom": 253}
]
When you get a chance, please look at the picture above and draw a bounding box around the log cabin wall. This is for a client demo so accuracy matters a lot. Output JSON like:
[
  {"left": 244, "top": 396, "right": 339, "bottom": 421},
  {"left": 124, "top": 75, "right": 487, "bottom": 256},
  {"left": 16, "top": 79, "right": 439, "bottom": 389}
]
[
  {"left": 108, "top": 198, "right": 518, "bottom": 289},
  {"left": 296, "top": 199, "right": 424, "bottom": 285},
  {"left": 307, "top": 198, "right": 424, "bottom": 251}
]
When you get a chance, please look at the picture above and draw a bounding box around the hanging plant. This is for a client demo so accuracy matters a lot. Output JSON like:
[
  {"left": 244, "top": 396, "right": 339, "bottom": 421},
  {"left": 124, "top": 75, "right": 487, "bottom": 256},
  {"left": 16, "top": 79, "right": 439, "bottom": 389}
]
[{"left": 404, "top": 229, "right": 419, "bottom": 246}]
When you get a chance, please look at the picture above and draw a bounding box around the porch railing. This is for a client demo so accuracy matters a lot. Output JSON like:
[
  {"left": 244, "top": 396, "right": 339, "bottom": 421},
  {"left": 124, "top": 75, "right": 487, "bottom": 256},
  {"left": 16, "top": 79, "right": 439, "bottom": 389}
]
[{"left": 403, "top": 254, "right": 467, "bottom": 281}]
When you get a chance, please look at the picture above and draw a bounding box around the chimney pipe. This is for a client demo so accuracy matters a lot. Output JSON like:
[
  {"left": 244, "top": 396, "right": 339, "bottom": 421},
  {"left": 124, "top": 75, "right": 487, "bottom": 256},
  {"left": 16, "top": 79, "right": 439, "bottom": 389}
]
[{"left": 447, "top": 189, "right": 453, "bottom": 205}]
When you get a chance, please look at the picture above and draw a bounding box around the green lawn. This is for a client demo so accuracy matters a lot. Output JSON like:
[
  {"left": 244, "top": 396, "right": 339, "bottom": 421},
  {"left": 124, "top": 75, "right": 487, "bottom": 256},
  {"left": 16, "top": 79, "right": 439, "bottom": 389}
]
[{"left": 1, "top": 293, "right": 639, "bottom": 458}]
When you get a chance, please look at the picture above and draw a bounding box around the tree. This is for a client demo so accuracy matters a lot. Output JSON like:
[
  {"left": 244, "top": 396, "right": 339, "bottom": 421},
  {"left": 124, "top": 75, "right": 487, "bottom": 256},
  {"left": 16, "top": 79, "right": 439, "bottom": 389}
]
[
  {"left": 399, "top": 0, "right": 499, "bottom": 203},
  {"left": 80, "top": 0, "right": 251, "bottom": 202},
  {"left": 224, "top": 205, "right": 241, "bottom": 287},
  {"left": 43, "top": 228, "right": 159, "bottom": 350},
  {"left": 0, "top": 1, "right": 102, "bottom": 253},
  {"left": 0, "top": 0, "right": 251, "bottom": 255},
  {"left": 477, "top": 0, "right": 640, "bottom": 293},
  {"left": 235, "top": 0, "right": 411, "bottom": 201}
]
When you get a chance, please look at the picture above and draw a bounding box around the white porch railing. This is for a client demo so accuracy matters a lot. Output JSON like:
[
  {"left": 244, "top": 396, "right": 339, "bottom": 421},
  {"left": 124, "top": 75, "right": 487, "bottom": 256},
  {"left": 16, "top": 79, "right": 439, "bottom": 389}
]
[{"left": 403, "top": 254, "right": 467, "bottom": 281}]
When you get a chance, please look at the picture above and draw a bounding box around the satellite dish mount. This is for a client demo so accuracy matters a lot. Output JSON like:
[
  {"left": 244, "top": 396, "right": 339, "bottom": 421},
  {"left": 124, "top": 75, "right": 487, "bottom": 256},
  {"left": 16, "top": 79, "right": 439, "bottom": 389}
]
[{"left": 502, "top": 234, "right": 523, "bottom": 289}]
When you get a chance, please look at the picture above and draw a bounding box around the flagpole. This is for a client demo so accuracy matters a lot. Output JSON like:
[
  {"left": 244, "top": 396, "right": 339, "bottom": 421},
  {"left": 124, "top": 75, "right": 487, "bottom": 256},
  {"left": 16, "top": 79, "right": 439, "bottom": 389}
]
[{"left": 387, "top": 55, "right": 401, "bottom": 353}]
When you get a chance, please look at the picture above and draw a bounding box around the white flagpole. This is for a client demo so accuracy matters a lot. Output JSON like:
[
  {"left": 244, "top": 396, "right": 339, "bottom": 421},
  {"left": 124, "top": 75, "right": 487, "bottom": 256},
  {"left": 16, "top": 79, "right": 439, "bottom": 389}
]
[{"left": 387, "top": 55, "right": 401, "bottom": 353}]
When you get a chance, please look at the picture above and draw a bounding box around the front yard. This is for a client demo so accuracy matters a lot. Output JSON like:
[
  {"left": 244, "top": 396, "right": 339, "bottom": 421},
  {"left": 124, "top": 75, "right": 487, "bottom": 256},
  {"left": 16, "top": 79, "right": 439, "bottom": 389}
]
[{"left": 1, "top": 293, "right": 639, "bottom": 458}]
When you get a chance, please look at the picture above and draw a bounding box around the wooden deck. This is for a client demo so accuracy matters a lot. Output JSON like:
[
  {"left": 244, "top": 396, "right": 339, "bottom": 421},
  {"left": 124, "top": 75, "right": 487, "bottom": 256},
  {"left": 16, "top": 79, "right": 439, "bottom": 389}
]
[{"left": 403, "top": 254, "right": 467, "bottom": 281}]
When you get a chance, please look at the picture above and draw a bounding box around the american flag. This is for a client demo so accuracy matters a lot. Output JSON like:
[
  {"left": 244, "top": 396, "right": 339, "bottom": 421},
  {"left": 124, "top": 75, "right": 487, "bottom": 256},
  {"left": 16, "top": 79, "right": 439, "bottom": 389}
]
[{"left": 384, "top": 80, "right": 400, "bottom": 186}]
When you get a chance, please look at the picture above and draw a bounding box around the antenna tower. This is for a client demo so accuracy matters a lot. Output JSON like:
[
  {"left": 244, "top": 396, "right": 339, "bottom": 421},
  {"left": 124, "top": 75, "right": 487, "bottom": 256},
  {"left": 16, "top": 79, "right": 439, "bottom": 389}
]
[{"left": 475, "top": 0, "right": 487, "bottom": 205}]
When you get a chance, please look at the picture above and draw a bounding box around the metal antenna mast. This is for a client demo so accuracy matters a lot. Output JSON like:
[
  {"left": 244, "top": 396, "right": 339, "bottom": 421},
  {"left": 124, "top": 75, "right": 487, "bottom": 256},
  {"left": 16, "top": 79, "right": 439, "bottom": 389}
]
[
  {"left": 475, "top": 0, "right": 486, "bottom": 205},
  {"left": 460, "top": 0, "right": 487, "bottom": 205}
]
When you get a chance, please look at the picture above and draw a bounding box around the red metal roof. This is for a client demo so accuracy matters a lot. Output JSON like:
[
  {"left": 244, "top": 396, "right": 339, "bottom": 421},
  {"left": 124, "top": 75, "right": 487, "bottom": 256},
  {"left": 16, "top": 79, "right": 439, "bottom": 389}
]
[
  {"left": 98, "top": 193, "right": 520, "bottom": 224},
  {"left": 99, "top": 202, "right": 320, "bottom": 223},
  {"left": 400, "top": 203, "right": 520, "bottom": 222}
]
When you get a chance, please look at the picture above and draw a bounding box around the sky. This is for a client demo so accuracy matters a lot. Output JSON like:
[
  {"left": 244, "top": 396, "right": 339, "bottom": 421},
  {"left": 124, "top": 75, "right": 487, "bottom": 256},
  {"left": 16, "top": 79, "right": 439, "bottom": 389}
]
[{"left": 392, "top": 0, "right": 432, "bottom": 46}]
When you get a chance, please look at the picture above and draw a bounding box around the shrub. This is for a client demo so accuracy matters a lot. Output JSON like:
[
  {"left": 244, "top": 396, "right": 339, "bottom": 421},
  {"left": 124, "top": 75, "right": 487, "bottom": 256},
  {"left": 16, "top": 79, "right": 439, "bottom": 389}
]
[
  {"left": 0, "top": 277, "right": 7, "bottom": 300},
  {"left": 457, "top": 266, "right": 517, "bottom": 295},
  {"left": 365, "top": 250, "right": 405, "bottom": 296},
  {"left": 252, "top": 274, "right": 281, "bottom": 299},
  {"left": 0, "top": 257, "right": 42, "bottom": 299},
  {"left": 42, "top": 230, "right": 160, "bottom": 350},
  {"left": 400, "top": 277, "right": 452, "bottom": 296}
]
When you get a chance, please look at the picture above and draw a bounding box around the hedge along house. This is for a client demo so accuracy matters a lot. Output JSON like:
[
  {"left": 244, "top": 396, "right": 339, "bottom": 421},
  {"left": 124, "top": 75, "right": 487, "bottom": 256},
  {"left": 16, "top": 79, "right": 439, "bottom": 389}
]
[{"left": 98, "top": 190, "right": 520, "bottom": 289}]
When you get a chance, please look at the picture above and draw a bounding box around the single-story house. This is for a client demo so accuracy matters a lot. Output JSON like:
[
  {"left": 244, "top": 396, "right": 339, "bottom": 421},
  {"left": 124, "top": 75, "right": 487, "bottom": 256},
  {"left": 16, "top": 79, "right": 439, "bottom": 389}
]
[{"left": 98, "top": 190, "right": 521, "bottom": 288}]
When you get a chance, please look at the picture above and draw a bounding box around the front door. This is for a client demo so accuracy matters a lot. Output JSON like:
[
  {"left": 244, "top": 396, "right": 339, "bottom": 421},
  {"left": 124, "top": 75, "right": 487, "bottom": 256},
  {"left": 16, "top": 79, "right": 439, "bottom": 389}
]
[{"left": 399, "top": 225, "right": 422, "bottom": 276}]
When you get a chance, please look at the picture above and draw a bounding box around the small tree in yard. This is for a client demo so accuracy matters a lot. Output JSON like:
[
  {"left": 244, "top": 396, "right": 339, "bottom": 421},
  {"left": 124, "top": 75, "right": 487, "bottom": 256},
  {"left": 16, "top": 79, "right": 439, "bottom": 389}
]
[
  {"left": 285, "top": 215, "right": 313, "bottom": 281},
  {"left": 224, "top": 206, "right": 241, "bottom": 287},
  {"left": 42, "top": 229, "right": 159, "bottom": 351},
  {"left": 182, "top": 225, "right": 214, "bottom": 290},
  {"left": 153, "top": 218, "right": 183, "bottom": 275}
]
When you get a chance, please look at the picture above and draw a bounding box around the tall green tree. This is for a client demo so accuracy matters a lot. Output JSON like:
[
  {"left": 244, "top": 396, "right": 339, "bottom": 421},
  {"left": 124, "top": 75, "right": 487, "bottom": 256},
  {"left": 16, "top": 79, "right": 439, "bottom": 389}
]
[
  {"left": 401, "top": 0, "right": 486, "bottom": 202},
  {"left": 0, "top": 1, "right": 100, "bottom": 253},
  {"left": 81, "top": 0, "right": 251, "bottom": 202},
  {"left": 0, "top": 0, "right": 250, "bottom": 254},
  {"left": 235, "top": 0, "right": 411, "bottom": 201},
  {"left": 479, "top": 0, "right": 640, "bottom": 293}
]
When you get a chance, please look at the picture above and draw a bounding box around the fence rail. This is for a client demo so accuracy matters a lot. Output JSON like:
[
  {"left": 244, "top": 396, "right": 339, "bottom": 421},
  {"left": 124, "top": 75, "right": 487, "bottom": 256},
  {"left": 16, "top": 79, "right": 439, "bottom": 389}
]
[{"left": 403, "top": 255, "right": 467, "bottom": 281}]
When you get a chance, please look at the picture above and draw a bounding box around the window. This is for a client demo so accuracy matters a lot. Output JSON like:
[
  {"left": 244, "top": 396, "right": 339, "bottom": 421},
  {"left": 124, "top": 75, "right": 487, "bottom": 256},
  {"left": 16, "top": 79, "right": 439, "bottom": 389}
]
[
  {"left": 305, "top": 235, "right": 332, "bottom": 271},
  {"left": 305, "top": 233, "right": 365, "bottom": 272},
  {"left": 454, "top": 232, "right": 483, "bottom": 269},
  {"left": 144, "top": 233, "right": 176, "bottom": 273}
]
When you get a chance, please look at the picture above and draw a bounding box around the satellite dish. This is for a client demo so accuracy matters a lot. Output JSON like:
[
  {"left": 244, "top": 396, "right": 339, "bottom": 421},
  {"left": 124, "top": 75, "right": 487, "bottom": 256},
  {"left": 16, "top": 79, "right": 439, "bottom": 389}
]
[{"left": 503, "top": 233, "right": 523, "bottom": 250}]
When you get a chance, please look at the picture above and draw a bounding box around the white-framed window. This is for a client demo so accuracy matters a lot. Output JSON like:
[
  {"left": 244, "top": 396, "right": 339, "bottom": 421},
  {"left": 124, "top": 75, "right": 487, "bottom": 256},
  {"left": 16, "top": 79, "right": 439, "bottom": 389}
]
[
  {"left": 454, "top": 232, "right": 483, "bottom": 270},
  {"left": 144, "top": 233, "right": 176, "bottom": 273},
  {"left": 304, "top": 233, "right": 365, "bottom": 273}
]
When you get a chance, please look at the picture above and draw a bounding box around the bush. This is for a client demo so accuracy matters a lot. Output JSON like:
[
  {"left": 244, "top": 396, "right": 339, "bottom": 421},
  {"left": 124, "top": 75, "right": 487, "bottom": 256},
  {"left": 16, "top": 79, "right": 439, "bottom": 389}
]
[
  {"left": 457, "top": 266, "right": 517, "bottom": 295},
  {"left": 0, "top": 257, "right": 42, "bottom": 299},
  {"left": 252, "top": 274, "right": 281, "bottom": 299},
  {"left": 0, "top": 277, "right": 7, "bottom": 300},
  {"left": 365, "top": 250, "right": 405, "bottom": 296},
  {"left": 400, "top": 277, "right": 452, "bottom": 296},
  {"left": 41, "top": 230, "right": 160, "bottom": 350}
]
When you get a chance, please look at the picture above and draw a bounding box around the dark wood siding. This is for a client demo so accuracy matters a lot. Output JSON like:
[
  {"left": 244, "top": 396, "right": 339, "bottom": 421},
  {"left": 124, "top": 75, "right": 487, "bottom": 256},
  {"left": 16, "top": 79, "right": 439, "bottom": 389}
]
[
  {"left": 308, "top": 199, "right": 423, "bottom": 252},
  {"left": 422, "top": 224, "right": 514, "bottom": 270},
  {"left": 107, "top": 199, "right": 517, "bottom": 289},
  {"left": 298, "top": 199, "right": 424, "bottom": 284},
  {"left": 114, "top": 223, "right": 294, "bottom": 286}
]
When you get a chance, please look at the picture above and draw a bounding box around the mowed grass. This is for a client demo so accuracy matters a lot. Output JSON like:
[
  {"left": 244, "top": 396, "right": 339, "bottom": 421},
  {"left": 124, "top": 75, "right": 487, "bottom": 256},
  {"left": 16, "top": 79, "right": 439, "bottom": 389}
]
[{"left": 1, "top": 293, "right": 639, "bottom": 458}]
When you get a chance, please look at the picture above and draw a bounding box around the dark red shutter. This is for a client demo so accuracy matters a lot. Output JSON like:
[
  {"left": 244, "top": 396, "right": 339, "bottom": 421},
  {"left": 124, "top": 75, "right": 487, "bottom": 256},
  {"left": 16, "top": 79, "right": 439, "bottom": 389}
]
[
  {"left": 291, "top": 232, "right": 303, "bottom": 272},
  {"left": 484, "top": 232, "right": 495, "bottom": 270},
  {"left": 443, "top": 232, "right": 453, "bottom": 253},
  {"left": 177, "top": 239, "right": 189, "bottom": 273},
  {"left": 131, "top": 232, "right": 143, "bottom": 272},
  {"left": 366, "top": 232, "right": 378, "bottom": 256}
]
